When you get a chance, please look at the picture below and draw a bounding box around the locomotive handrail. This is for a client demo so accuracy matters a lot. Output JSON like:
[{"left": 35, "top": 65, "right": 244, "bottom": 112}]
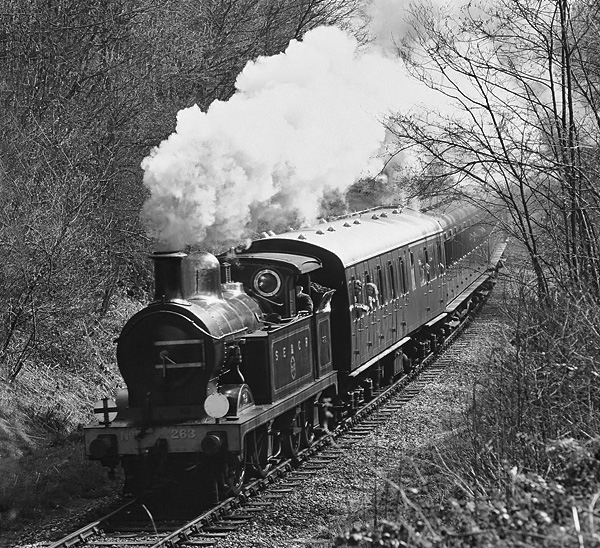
[{"left": 262, "top": 311, "right": 311, "bottom": 328}]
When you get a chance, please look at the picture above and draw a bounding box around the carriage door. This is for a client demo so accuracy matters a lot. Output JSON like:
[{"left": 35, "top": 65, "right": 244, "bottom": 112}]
[
  {"left": 367, "top": 260, "right": 383, "bottom": 355},
  {"left": 398, "top": 253, "right": 409, "bottom": 338},
  {"left": 350, "top": 270, "right": 368, "bottom": 369},
  {"left": 419, "top": 243, "right": 432, "bottom": 323},
  {"left": 428, "top": 239, "right": 443, "bottom": 317},
  {"left": 408, "top": 246, "right": 425, "bottom": 330},
  {"left": 386, "top": 258, "right": 398, "bottom": 344},
  {"left": 437, "top": 238, "right": 448, "bottom": 309}
]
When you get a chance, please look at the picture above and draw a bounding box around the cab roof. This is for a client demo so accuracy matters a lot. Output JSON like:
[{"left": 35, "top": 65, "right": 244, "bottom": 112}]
[{"left": 231, "top": 252, "right": 322, "bottom": 274}]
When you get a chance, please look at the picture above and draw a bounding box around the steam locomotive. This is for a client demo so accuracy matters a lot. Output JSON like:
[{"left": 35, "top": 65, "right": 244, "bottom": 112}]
[{"left": 84, "top": 202, "right": 504, "bottom": 501}]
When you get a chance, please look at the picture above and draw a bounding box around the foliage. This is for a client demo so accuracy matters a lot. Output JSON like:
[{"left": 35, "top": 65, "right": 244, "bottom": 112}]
[
  {"left": 0, "top": 293, "right": 138, "bottom": 534},
  {"left": 336, "top": 470, "right": 578, "bottom": 546},
  {"left": 0, "top": 0, "right": 155, "bottom": 381},
  {"left": 0, "top": 437, "right": 121, "bottom": 533},
  {"left": 321, "top": 164, "right": 452, "bottom": 218},
  {"left": 346, "top": 177, "right": 404, "bottom": 212}
]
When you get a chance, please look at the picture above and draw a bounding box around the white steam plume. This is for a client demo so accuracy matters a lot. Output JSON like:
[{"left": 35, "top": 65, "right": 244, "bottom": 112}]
[{"left": 141, "top": 25, "right": 436, "bottom": 250}]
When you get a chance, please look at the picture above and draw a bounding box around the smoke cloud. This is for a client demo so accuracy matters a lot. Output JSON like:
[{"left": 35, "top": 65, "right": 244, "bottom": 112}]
[{"left": 141, "top": 24, "right": 437, "bottom": 250}]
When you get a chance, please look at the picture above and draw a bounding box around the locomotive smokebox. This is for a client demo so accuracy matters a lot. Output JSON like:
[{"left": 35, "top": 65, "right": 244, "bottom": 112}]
[
  {"left": 151, "top": 251, "right": 187, "bottom": 303},
  {"left": 182, "top": 252, "right": 223, "bottom": 300}
]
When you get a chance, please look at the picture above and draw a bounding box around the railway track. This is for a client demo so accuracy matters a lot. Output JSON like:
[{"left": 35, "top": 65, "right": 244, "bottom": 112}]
[{"left": 37, "top": 289, "right": 498, "bottom": 548}]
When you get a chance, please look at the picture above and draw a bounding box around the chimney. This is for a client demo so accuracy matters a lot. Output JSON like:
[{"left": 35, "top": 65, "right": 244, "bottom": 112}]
[{"left": 151, "top": 251, "right": 187, "bottom": 303}]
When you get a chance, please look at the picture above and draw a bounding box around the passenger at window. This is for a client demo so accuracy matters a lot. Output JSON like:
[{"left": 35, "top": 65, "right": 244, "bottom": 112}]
[
  {"left": 419, "top": 259, "right": 431, "bottom": 284},
  {"left": 295, "top": 284, "right": 314, "bottom": 315},
  {"left": 366, "top": 282, "right": 380, "bottom": 309},
  {"left": 352, "top": 280, "right": 370, "bottom": 317}
]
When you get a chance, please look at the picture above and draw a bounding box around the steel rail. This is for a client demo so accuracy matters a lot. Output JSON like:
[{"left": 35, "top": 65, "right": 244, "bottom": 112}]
[{"left": 46, "top": 499, "right": 138, "bottom": 548}]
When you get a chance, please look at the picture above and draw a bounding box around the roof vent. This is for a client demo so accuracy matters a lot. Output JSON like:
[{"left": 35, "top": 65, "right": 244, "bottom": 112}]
[
  {"left": 371, "top": 214, "right": 379, "bottom": 219},
  {"left": 343, "top": 222, "right": 351, "bottom": 227},
  {"left": 380, "top": 212, "right": 388, "bottom": 218},
  {"left": 353, "top": 219, "right": 361, "bottom": 225},
  {"left": 392, "top": 209, "right": 400, "bottom": 214},
  {"left": 327, "top": 226, "right": 336, "bottom": 232},
  {"left": 316, "top": 229, "right": 324, "bottom": 235},
  {"left": 260, "top": 231, "right": 269, "bottom": 238},
  {"left": 298, "top": 233, "right": 307, "bottom": 240}
]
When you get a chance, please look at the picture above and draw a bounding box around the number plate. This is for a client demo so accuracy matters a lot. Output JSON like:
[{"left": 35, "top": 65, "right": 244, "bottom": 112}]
[{"left": 170, "top": 428, "right": 196, "bottom": 439}]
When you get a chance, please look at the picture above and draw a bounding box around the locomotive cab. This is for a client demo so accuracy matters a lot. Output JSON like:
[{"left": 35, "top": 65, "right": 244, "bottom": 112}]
[{"left": 224, "top": 251, "right": 322, "bottom": 319}]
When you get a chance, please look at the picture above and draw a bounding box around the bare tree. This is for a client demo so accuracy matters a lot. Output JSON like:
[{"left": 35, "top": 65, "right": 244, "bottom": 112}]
[
  {"left": 388, "top": 0, "right": 600, "bottom": 299},
  {"left": 136, "top": 0, "right": 363, "bottom": 111},
  {"left": 0, "top": 0, "right": 360, "bottom": 380}
]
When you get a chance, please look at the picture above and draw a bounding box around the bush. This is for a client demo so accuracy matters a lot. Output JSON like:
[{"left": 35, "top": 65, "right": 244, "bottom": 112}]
[
  {"left": 336, "top": 445, "right": 600, "bottom": 547},
  {"left": 466, "top": 290, "right": 600, "bottom": 483}
]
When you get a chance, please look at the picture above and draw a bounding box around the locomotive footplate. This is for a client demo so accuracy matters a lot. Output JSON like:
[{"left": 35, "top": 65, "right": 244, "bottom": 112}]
[{"left": 84, "top": 370, "right": 337, "bottom": 459}]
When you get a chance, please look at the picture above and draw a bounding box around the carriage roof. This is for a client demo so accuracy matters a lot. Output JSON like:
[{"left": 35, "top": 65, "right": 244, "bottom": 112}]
[{"left": 247, "top": 207, "right": 439, "bottom": 268}]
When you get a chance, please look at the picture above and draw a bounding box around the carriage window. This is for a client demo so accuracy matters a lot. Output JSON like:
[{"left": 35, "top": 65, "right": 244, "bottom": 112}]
[
  {"left": 445, "top": 238, "right": 453, "bottom": 266},
  {"left": 456, "top": 229, "right": 463, "bottom": 261},
  {"left": 362, "top": 269, "right": 378, "bottom": 309},
  {"left": 388, "top": 262, "right": 397, "bottom": 299},
  {"left": 399, "top": 257, "right": 407, "bottom": 294},
  {"left": 350, "top": 275, "right": 368, "bottom": 319},
  {"left": 418, "top": 247, "right": 429, "bottom": 286},
  {"left": 437, "top": 241, "right": 444, "bottom": 273},
  {"left": 428, "top": 243, "right": 437, "bottom": 280},
  {"left": 409, "top": 252, "right": 417, "bottom": 291},
  {"left": 351, "top": 276, "right": 363, "bottom": 304},
  {"left": 468, "top": 226, "right": 476, "bottom": 252},
  {"left": 377, "top": 266, "right": 385, "bottom": 304}
]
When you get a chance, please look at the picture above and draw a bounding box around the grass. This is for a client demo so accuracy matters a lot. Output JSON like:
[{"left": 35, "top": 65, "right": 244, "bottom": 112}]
[{"left": 0, "top": 295, "right": 141, "bottom": 545}]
